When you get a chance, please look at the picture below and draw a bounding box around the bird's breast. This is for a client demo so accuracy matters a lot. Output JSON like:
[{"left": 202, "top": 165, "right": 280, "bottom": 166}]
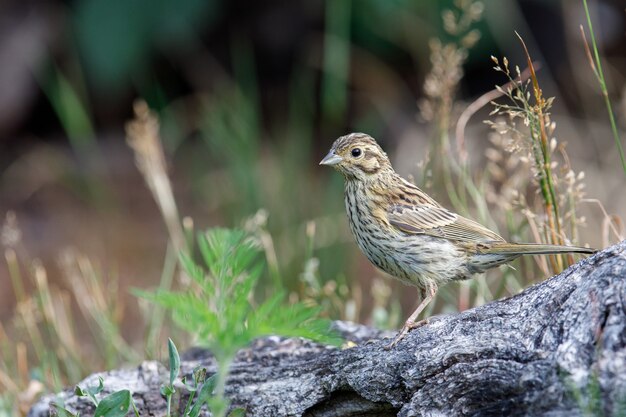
[
  {"left": 344, "top": 183, "right": 403, "bottom": 274},
  {"left": 343, "top": 181, "right": 469, "bottom": 287}
]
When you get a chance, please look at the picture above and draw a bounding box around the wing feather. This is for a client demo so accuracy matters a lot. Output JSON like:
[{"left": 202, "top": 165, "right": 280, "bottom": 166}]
[{"left": 387, "top": 204, "right": 505, "bottom": 243}]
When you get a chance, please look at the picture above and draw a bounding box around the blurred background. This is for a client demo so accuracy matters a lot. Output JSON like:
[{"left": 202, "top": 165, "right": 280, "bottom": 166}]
[{"left": 1, "top": 0, "right": 625, "bottom": 413}]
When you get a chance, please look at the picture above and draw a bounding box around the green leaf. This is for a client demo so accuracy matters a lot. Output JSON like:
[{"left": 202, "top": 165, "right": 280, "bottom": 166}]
[
  {"left": 89, "top": 377, "right": 105, "bottom": 396},
  {"left": 188, "top": 375, "right": 217, "bottom": 417},
  {"left": 167, "top": 338, "right": 180, "bottom": 386},
  {"left": 160, "top": 385, "right": 174, "bottom": 396},
  {"left": 251, "top": 291, "right": 285, "bottom": 324},
  {"left": 197, "top": 232, "right": 217, "bottom": 279},
  {"left": 228, "top": 408, "right": 246, "bottom": 417},
  {"left": 94, "top": 390, "right": 132, "bottom": 417},
  {"left": 52, "top": 402, "right": 79, "bottom": 417},
  {"left": 179, "top": 252, "right": 207, "bottom": 289},
  {"left": 181, "top": 376, "right": 198, "bottom": 393},
  {"left": 40, "top": 67, "right": 95, "bottom": 150},
  {"left": 75, "top": 376, "right": 105, "bottom": 406}
]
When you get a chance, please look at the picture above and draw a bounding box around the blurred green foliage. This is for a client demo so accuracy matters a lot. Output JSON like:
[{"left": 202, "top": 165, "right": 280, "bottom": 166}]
[
  {"left": 136, "top": 228, "right": 340, "bottom": 356},
  {"left": 136, "top": 228, "right": 340, "bottom": 416},
  {"left": 74, "top": 0, "right": 220, "bottom": 92}
]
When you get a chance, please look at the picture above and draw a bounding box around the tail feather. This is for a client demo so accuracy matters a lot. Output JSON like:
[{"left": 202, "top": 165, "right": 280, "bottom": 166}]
[{"left": 481, "top": 242, "right": 596, "bottom": 256}]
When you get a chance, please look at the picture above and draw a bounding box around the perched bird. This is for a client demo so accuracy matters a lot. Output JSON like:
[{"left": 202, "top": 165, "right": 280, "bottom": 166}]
[{"left": 320, "top": 132, "right": 595, "bottom": 348}]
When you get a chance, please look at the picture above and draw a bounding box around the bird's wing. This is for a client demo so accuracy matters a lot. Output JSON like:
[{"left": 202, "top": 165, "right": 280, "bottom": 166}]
[{"left": 387, "top": 204, "right": 505, "bottom": 243}]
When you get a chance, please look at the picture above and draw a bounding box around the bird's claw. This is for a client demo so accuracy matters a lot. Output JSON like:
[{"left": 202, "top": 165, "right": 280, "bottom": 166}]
[{"left": 384, "top": 318, "right": 430, "bottom": 349}]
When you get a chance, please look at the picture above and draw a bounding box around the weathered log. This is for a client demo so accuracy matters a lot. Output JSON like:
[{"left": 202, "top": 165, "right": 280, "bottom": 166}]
[{"left": 30, "top": 241, "right": 626, "bottom": 417}]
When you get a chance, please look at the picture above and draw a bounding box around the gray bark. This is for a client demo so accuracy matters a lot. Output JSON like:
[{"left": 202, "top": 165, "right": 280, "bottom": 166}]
[{"left": 30, "top": 241, "right": 626, "bottom": 417}]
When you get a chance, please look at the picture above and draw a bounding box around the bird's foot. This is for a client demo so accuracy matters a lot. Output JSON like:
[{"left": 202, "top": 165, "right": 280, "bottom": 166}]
[{"left": 384, "top": 318, "right": 429, "bottom": 350}]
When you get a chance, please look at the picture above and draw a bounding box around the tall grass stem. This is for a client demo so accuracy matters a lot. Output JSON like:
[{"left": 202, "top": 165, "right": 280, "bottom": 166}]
[{"left": 582, "top": 0, "right": 626, "bottom": 179}]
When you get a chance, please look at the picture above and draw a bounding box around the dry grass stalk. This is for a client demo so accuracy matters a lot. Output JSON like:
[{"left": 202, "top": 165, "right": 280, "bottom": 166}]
[
  {"left": 485, "top": 38, "right": 606, "bottom": 275},
  {"left": 125, "top": 100, "right": 187, "bottom": 268}
]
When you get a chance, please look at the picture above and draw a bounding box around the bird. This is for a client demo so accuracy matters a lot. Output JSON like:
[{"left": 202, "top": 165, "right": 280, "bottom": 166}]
[{"left": 320, "top": 132, "right": 596, "bottom": 348}]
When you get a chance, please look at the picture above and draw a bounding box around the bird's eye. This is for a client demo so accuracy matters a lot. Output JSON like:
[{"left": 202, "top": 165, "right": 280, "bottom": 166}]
[{"left": 351, "top": 148, "right": 362, "bottom": 157}]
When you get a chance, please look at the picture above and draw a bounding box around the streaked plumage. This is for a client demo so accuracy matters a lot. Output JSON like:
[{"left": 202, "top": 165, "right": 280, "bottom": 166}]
[{"left": 321, "top": 132, "right": 596, "bottom": 347}]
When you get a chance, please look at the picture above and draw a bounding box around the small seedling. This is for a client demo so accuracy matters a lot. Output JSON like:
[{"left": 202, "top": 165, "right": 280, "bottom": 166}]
[
  {"left": 63, "top": 377, "right": 140, "bottom": 417},
  {"left": 161, "top": 338, "right": 246, "bottom": 417},
  {"left": 74, "top": 376, "right": 104, "bottom": 407},
  {"left": 179, "top": 366, "right": 209, "bottom": 416},
  {"left": 160, "top": 338, "right": 180, "bottom": 416}
]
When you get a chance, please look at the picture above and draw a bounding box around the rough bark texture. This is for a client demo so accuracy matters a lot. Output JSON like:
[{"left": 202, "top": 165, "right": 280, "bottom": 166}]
[{"left": 30, "top": 241, "right": 626, "bottom": 417}]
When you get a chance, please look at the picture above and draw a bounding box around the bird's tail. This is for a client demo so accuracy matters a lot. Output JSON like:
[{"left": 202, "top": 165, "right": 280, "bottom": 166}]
[{"left": 481, "top": 242, "right": 596, "bottom": 256}]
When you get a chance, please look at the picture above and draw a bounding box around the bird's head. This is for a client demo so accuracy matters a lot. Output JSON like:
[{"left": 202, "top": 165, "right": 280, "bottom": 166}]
[{"left": 320, "top": 133, "right": 393, "bottom": 181}]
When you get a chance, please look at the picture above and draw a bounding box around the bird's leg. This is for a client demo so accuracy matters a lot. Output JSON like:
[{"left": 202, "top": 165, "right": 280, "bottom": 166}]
[{"left": 385, "top": 283, "right": 437, "bottom": 349}]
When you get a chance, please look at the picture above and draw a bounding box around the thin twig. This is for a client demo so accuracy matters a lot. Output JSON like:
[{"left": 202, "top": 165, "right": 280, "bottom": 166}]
[{"left": 581, "top": 198, "right": 624, "bottom": 245}]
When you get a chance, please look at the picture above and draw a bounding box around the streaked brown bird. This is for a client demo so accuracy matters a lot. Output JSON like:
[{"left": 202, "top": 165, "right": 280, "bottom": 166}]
[{"left": 320, "top": 132, "right": 595, "bottom": 348}]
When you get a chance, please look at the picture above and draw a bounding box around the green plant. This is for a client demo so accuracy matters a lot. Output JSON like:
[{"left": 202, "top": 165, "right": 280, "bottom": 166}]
[
  {"left": 160, "top": 338, "right": 180, "bottom": 417},
  {"left": 159, "top": 338, "right": 243, "bottom": 417},
  {"left": 565, "top": 370, "right": 626, "bottom": 417},
  {"left": 136, "top": 228, "right": 341, "bottom": 416},
  {"left": 39, "top": 65, "right": 95, "bottom": 153},
  {"left": 160, "top": 338, "right": 208, "bottom": 417},
  {"left": 581, "top": 0, "right": 626, "bottom": 179},
  {"left": 52, "top": 376, "right": 140, "bottom": 417}
]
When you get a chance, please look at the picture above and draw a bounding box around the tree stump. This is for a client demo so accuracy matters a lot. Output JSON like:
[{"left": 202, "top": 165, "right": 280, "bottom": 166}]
[{"left": 29, "top": 241, "right": 626, "bottom": 417}]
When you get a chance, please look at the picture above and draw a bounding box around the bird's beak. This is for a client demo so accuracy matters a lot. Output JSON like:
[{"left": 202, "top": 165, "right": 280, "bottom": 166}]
[{"left": 319, "top": 150, "right": 343, "bottom": 166}]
